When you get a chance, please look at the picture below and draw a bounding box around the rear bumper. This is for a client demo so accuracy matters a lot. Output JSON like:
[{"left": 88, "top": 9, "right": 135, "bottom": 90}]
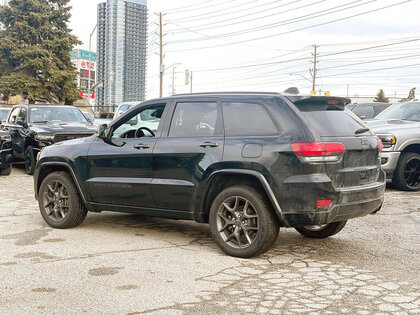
[{"left": 278, "top": 171, "right": 386, "bottom": 227}]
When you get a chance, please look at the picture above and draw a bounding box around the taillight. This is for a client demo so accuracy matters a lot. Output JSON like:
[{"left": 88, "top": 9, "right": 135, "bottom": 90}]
[
  {"left": 291, "top": 142, "right": 346, "bottom": 163},
  {"left": 377, "top": 139, "right": 383, "bottom": 151}
]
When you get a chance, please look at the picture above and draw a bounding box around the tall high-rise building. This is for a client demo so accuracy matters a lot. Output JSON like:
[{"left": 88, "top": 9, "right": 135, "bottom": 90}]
[{"left": 96, "top": 0, "right": 147, "bottom": 111}]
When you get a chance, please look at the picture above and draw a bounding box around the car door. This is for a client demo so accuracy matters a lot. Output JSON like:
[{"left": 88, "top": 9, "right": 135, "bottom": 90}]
[
  {"left": 4, "top": 107, "right": 27, "bottom": 158},
  {"left": 86, "top": 102, "right": 167, "bottom": 208},
  {"left": 151, "top": 98, "right": 224, "bottom": 212}
]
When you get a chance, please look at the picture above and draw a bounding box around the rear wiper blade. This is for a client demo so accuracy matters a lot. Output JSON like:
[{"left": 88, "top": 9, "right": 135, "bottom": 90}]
[
  {"left": 31, "top": 121, "right": 49, "bottom": 124},
  {"left": 355, "top": 128, "right": 370, "bottom": 135}
]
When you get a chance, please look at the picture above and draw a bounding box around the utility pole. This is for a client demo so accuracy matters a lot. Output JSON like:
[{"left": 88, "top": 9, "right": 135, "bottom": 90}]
[
  {"left": 190, "top": 71, "right": 193, "bottom": 93},
  {"left": 171, "top": 66, "right": 176, "bottom": 95},
  {"left": 309, "top": 45, "right": 318, "bottom": 94},
  {"left": 159, "top": 12, "right": 163, "bottom": 97}
]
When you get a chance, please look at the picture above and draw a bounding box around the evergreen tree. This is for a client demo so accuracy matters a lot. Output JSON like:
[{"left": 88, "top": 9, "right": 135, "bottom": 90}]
[
  {"left": 0, "top": 0, "right": 81, "bottom": 104},
  {"left": 374, "top": 89, "right": 389, "bottom": 103}
]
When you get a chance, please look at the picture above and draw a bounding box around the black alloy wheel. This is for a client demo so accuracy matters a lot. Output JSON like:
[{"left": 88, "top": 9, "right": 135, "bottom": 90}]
[
  {"left": 393, "top": 152, "right": 420, "bottom": 191},
  {"left": 295, "top": 221, "right": 347, "bottom": 238},
  {"left": 25, "top": 146, "right": 36, "bottom": 175},
  {"left": 39, "top": 171, "right": 87, "bottom": 228},
  {"left": 209, "top": 186, "right": 279, "bottom": 258}
]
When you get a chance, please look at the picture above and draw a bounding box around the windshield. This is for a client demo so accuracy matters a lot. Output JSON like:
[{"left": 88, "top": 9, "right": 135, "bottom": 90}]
[
  {"left": 29, "top": 107, "right": 89, "bottom": 124},
  {"left": 0, "top": 109, "right": 10, "bottom": 121},
  {"left": 375, "top": 102, "right": 420, "bottom": 121}
]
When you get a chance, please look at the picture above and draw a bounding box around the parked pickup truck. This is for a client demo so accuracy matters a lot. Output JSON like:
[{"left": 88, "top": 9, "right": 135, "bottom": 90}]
[
  {"left": 3, "top": 104, "right": 96, "bottom": 175},
  {"left": 366, "top": 101, "right": 420, "bottom": 191}
]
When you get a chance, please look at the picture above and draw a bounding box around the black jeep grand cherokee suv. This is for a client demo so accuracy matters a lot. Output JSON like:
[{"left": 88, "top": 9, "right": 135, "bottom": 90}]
[
  {"left": 35, "top": 93, "right": 385, "bottom": 257},
  {"left": 4, "top": 105, "right": 96, "bottom": 175}
]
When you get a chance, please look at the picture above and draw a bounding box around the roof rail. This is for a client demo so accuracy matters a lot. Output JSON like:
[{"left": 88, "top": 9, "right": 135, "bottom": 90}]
[{"left": 172, "top": 91, "right": 280, "bottom": 97}]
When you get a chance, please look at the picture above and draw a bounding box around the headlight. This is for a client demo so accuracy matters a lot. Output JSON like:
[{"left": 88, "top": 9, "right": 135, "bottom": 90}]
[
  {"left": 0, "top": 134, "right": 11, "bottom": 141},
  {"left": 377, "top": 134, "right": 396, "bottom": 148},
  {"left": 35, "top": 134, "right": 55, "bottom": 141}
]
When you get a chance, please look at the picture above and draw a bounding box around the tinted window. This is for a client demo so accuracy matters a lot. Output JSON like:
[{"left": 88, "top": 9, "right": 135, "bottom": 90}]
[
  {"left": 304, "top": 110, "right": 366, "bottom": 137},
  {"left": 223, "top": 102, "right": 277, "bottom": 136},
  {"left": 169, "top": 102, "right": 218, "bottom": 137},
  {"left": 354, "top": 105, "right": 374, "bottom": 119}
]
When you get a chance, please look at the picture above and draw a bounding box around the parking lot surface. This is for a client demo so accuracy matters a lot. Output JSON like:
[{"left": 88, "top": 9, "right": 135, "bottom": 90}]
[{"left": 0, "top": 166, "right": 419, "bottom": 314}]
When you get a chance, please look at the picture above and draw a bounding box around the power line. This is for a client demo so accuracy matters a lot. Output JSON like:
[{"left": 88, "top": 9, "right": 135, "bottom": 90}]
[
  {"left": 166, "top": 0, "right": 311, "bottom": 33},
  {"left": 162, "top": 0, "right": 226, "bottom": 14},
  {"left": 167, "top": 0, "right": 376, "bottom": 43},
  {"left": 321, "top": 63, "right": 420, "bottom": 78},
  {"left": 167, "top": 0, "right": 412, "bottom": 51},
  {"left": 168, "top": 0, "right": 256, "bottom": 22}
]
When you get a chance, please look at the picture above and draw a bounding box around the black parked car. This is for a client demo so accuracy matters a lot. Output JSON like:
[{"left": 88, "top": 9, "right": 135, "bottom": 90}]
[
  {"left": 346, "top": 102, "right": 390, "bottom": 120},
  {"left": 0, "top": 128, "right": 13, "bottom": 175},
  {"left": 34, "top": 93, "right": 385, "bottom": 257},
  {"left": 4, "top": 105, "right": 96, "bottom": 175}
]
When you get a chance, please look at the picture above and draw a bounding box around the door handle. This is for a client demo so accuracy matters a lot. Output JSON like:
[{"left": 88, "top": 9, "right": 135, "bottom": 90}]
[
  {"left": 199, "top": 142, "right": 219, "bottom": 148},
  {"left": 133, "top": 143, "right": 150, "bottom": 149}
]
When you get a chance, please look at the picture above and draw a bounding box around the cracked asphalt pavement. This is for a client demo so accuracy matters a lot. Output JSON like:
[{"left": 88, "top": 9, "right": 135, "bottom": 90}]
[{"left": 0, "top": 166, "right": 419, "bottom": 314}]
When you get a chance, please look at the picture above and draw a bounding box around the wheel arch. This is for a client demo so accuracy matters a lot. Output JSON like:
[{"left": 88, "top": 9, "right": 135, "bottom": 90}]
[
  {"left": 401, "top": 143, "right": 420, "bottom": 154},
  {"left": 197, "top": 169, "right": 283, "bottom": 225},
  {"left": 36, "top": 162, "right": 87, "bottom": 204}
]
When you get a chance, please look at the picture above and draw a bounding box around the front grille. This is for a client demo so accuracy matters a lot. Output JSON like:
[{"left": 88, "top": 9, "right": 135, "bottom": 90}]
[{"left": 54, "top": 133, "right": 94, "bottom": 143}]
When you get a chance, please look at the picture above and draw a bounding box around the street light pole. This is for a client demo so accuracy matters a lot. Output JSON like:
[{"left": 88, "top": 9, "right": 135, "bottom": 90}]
[{"left": 88, "top": 22, "right": 99, "bottom": 101}]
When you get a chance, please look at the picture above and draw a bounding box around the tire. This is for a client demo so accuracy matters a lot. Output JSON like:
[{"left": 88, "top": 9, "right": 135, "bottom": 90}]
[
  {"left": 393, "top": 152, "right": 420, "bottom": 191},
  {"left": 209, "top": 186, "right": 279, "bottom": 258},
  {"left": 0, "top": 165, "right": 12, "bottom": 176},
  {"left": 295, "top": 221, "right": 347, "bottom": 238},
  {"left": 38, "top": 171, "right": 87, "bottom": 229},
  {"left": 24, "top": 146, "right": 36, "bottom": 175}
]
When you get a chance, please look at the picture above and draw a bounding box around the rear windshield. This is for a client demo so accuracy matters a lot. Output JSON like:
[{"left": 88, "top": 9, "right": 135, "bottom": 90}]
[{"left": 303, "top": 110, "right": 366, "bottom": 137}]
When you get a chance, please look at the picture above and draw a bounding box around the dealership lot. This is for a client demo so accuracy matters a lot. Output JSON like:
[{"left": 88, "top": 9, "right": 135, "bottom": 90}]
[{"left": 0, "top": 166, "right": 419, "bottom": 314}]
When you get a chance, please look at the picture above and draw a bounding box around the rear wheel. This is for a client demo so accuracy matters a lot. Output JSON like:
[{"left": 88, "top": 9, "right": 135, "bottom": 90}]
[
  {"left": 209, "top": 186, "right": 279, "bottom": 258},
  {"left": 0, "top": 165, "right": 11, "bottom": 176},
  {"left": 25, "top": 146, "right": 36, "bottom": 175},
  {"left": 38, "top": 171, "right": 87, "bottom": 229},
  {"left": 393, "top": 152, "right": 420, "bottom": 191},
  {"left": 295, "top": 221, "right": 347, "bottom": 238}
]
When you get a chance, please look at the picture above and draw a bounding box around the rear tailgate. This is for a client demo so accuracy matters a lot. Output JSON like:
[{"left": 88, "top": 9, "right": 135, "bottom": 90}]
[{"left": 289, "top": 96, "right": 382, "bottom": 188}]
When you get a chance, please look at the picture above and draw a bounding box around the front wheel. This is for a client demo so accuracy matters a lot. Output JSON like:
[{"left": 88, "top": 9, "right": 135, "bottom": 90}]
[
  {"left": 25, "top": 146, "right": 36, "bottom": 175},
  {"left": 0, "top": 165, "right": 12, "bottom": 176},
  {"left": 393, "top": 152, "right": 420, "bottom": 191},
  {"left": 209, "top": 186, "right": 279, "bottom": 258},
  {"left": 295, "top": 221, "right": 347, "bottom": 238},
  {"left": 38, "top": 171, "right": 87, "bottom": 229}
]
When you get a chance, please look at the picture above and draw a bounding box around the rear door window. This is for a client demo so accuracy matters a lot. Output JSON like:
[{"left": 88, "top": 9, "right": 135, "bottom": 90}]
[
  {"left": 222, "top": 102, "right": 278, "bottom": 136},
  {"left": 169, "top": 102, "right": 220, "bottom": 137}
]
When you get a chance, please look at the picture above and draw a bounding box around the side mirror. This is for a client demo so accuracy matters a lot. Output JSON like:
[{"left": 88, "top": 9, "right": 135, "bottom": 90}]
[
  {"left": 98, "top": 123, "right": 108, "bottom": 139},
  {"left": 16, "top": 117, "right": 26, "bottom": 126}
]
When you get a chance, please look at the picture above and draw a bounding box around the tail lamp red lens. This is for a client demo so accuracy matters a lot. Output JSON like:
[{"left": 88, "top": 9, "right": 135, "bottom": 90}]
[
  {"left": 291, "top": 142, "right": 346, "bottom": 163},
  {"left": 316, "top": 199, "right": 332, "bottom": 207}
]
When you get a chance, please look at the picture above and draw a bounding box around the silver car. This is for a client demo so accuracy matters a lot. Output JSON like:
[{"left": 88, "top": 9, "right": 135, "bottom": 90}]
[{"left": 366, "top": 101, "right": 420, "bottom": 191}]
